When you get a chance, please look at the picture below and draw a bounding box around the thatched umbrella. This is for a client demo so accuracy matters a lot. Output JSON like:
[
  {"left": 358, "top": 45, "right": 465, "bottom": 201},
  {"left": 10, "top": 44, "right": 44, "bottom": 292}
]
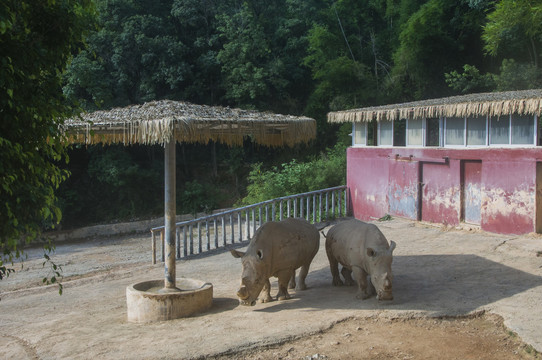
[
  {"left": 327, "top": 89, "right": 542, "bottom": 123},
  {"left": 65, "top": 99, "right": 315, "bottom": 147},
  {"left": 63, "top": 100, "right": 316, "bottom": 291}
]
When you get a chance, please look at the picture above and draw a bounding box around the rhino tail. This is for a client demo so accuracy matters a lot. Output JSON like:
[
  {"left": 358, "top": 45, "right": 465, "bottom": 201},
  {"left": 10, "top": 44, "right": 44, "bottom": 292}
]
[
  {"left": 230, "top": 249, "right": 245, "bottom": 258},
  {"left": 314, "top": 222, "right": 330, "bottom": 232}
]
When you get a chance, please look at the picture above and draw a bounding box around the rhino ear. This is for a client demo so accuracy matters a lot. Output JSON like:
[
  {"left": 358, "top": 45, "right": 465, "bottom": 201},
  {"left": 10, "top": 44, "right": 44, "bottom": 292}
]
[
  {"left": 367, "top": 248, "right": 376, "bottom": 257},
  {"left": 389, "top": 241, "right": 396, "bottom": 254},
  {"left": 257, "top": 249, "right": 264, "bottom": 260},
  {"left": 321, "top": 230, "right": 327, "bottom": 238},
  {"left": 230, "top": 249, "right": 245, "bottom": 258}
]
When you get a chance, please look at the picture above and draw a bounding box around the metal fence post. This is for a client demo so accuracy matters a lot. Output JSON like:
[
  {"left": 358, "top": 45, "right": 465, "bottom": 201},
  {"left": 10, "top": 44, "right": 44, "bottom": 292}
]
[
  {"left": 183, "top": 226, "right": 187, "bottom": 257},
  {"left": 152, "top": 230, "right": 156, "bottom": 265}
]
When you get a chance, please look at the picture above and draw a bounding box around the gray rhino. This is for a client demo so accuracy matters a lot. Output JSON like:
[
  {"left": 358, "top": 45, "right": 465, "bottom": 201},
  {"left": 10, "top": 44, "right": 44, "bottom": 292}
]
[
  {"left": 230, "top": 218, "right": 320, "bottom": 306},
  {"left": 323, "top": 219, "right": 396, "bottom": 301}
]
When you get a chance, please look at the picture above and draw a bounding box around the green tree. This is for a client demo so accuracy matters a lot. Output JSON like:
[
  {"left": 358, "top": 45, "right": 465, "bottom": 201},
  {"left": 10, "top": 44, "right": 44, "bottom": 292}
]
[
  {"left": 0, "top": 0, "right": 95, "bottom": 285},
  {"left": 169, "top": 0, "right": 225, "bottom": 105},
  {"left": 483, "top": 0, "right": 542, "bottom": 68},
  {"left": 391, "top": 0, "right": 491, "bottom": 99},
  {"left": 217, "top": 0, "right": 321, "bottom": 113},
  {"left": 63, "top": 0, "right": 191, "bottom": 109},
  {"left": 447, "top": 0, "right": 542, "bottom": 93},
  {"left": 493, "top": 58, "right": 541, "bottom": 90},
  {"left": 445, "top": 64, "right": 496, "bottom": 93},
  {"left": 239, "top": 143, "right": 346, "bottom": 205},
  {"left": 302, "top": 0, "right": 395, "bottom": 148}
]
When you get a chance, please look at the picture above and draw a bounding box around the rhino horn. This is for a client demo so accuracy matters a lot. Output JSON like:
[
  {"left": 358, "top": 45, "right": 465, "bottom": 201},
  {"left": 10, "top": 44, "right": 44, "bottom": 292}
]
[
  {"left": 230, "top": 249, "right": 245, "bottom": 258},
  {"left": 384, "top": 274, "right": 392, "bottom": 290}
]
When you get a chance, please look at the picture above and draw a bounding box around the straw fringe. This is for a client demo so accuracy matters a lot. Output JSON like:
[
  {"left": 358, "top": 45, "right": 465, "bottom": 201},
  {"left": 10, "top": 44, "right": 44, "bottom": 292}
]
[
  {"left": 328, "top": 89, "right": 542, "bottom": 123},
  {"left": 63, "top": 100, "right": 316, "bottom": 147}
]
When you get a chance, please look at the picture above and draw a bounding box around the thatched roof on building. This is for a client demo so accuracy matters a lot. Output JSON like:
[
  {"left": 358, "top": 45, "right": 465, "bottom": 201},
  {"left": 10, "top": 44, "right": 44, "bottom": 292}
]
[
  {"left": 63, "top": 100, "right": 316, "bottom": 147},
  {"left": 327, "top": 89, "right": 542, "bottom": 123}
]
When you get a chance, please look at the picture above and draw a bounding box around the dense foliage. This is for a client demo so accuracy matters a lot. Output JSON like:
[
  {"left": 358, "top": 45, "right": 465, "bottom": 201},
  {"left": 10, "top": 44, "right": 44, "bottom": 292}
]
[
  {"left": 6, "top": 0, "right": 542, "bottom": 242},
  {"left": 62, "top": 0, "right": 542, "bottom": 119},
  {"left": 56, "top": 0, "right": 542, "bottom": 229},
  {"left": 0, "top": 0, "right": 95, "bottom": 283},
  {"left": 239, "top": 143, "right": 348, "bottom": 205}
]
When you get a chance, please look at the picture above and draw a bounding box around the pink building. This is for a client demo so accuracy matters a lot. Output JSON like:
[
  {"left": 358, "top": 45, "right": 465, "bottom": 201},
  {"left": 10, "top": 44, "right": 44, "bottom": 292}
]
[{"left": 328, "top": 89, "right": 542, "bottom": 235}]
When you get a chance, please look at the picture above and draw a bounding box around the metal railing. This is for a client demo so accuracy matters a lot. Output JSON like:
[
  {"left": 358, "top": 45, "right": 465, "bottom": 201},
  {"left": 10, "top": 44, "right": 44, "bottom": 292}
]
[{"left": 150, "top": 185, "right": 348, "bottom": 264}]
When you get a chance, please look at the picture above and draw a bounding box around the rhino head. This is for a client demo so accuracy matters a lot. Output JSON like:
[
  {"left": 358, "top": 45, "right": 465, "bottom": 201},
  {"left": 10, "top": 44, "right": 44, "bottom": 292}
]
[
  {"left": 366, "top": 240, "right": 396, "bottom": 301},
  {"left": 231, "top": 248, "right": 268, "bottom": 306}
]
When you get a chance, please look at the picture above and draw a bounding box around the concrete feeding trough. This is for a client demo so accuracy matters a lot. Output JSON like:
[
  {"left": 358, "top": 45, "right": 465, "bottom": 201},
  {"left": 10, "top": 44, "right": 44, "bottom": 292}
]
[{"left": 126, "top": 278, "right": 213, "bottom": 323}]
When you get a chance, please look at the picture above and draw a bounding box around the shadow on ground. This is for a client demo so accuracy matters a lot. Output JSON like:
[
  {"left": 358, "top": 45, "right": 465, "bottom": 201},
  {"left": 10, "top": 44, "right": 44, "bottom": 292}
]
[{"left": 253, "top": 254, "right": 542, "bottom": 315}]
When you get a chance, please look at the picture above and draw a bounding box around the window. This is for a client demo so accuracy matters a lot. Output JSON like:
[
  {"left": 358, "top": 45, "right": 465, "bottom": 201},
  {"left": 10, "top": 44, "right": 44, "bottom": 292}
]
[
  {"left": 367, "top": 120, "right": 377, "bottom": 145},
  {"left": 379, "top": 121, "right": 393, "bottom": 146},
  {"left": 467, "top": 117, "right": 487, "bottom": 146},
  {"left": 393, "top": 119, "right": 406, "bottom": 146},
  {"left": 352, "top": 122, "right": 366, "bottom": 146},
  {"left": 490, "top": 116, "right": 510, "bottom": 145},
  {"left": 407, "top": 118, "right": 423, "bottom": 146},
  {"left": 426, "top": 118, "right": 440, "bottom": 146},
  {"left": 445, "top": 117, "right": 465, "bottom": 146},
  {"left": 490, "top": 114, "right": 536, "bottom": 145},
  {"left": 360, "top": 113, "right": 537, "bottom": 148},
  {"left": 511, "top": 114, "right": 535, "bottom": 144}
]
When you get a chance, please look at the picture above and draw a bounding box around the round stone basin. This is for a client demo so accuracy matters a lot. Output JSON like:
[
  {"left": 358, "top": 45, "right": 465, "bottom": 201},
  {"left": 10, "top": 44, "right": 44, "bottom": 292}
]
[{"left": 126, "top": 278, "right": 213, "bottom": 323}]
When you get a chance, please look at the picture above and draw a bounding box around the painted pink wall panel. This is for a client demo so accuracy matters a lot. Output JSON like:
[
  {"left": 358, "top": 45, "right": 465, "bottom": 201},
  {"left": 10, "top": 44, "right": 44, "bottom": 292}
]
[
  {"left": 421, "top": 160, "right": 461, "bottom": 226},
  {"left": 347, "top": 148, "right": 390, "bottom": 220},
  {"left": 481, "top": 160, "right": 536, "bottom": 235},
  {"left": 346, "top": 147, "right": 541, "bottom": 235},
  {"left": 388, "top": 160, "right": 419, "bottom": 220},
  {"left": 463, "top": 161, "right": 482, "bottom": 225}
]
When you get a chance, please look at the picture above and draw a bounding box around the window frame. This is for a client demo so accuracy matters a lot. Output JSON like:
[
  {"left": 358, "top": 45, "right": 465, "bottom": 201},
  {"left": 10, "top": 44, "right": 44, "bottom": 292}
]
[
  {"left": 406, "top": 118, "right": 425, "bottom": 147},
  {"left": 424, "top": 117, "right": 443, "bottom": 147},
  {"left": 443, "top": 116, "right": 467, "bottom": 148},
  {"left": 349, "top": 113, "right": 538, "bottom": 148},
  {"left": 489, "top": 114, "right": 538, "bottom": 147},
  {"left": 511, "top": 113, "right": 537, "bottom": 146},
  {"left": 378, "top": 120, "right": 394, "bottom": 147},
  {"left": 466, "top": 116, "right": 488, "bottom": 147},
  {"left": 351, "top": 122, "right": 367, "bottom": 147}
]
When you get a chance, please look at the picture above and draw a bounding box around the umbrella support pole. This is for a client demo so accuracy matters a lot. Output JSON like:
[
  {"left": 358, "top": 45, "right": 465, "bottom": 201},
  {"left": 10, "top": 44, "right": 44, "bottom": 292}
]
[{"left": 164, "top": 135, "right": 178, "bottom": 290}]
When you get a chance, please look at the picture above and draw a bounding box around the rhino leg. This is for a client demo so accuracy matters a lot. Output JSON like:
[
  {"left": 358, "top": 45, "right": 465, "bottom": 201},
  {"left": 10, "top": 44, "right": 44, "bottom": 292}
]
[
  {"left": 288, "top": 269, "right": 296, "bottom": 289},
  {"left": 352, "top": 266, "right": 372, "bottom": 300},
  {"left": 259, "top": 278, "right": 273, "bottom": 303},
  {"left": 276, "top": 270, "right": 292, "bottom": 301},
  {"left": 327, "top": 255, "right": 344, "bottom": 286},
  {"left": 295, "top": 264, "right": 311, "bottom": 291},
  {"left": 326, "top": 239, "right": 344, "bottom": 286},
  {"left": 340, "top": 266, "right": 355, "bottom": 286}
]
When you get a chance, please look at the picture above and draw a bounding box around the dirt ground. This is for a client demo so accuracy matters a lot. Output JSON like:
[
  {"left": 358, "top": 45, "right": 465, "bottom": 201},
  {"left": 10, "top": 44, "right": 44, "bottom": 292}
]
[
  {"left": 210, "top": 314, "right": 537, "bottom": 360},
  {"left": 1, "top": 217, "right": 542, "bottom": 360}
]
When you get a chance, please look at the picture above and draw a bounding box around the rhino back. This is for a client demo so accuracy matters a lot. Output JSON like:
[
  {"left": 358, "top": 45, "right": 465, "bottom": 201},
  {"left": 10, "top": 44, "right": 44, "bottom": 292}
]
[
  {"left": 250, "top": 218, "right": 319, "bottom": 272},
  {"left": 327, "top": 219, "right": 390, "bottom": 267},
  {"left": 328, "top": 219, "right": 389, "bottom": 249}
]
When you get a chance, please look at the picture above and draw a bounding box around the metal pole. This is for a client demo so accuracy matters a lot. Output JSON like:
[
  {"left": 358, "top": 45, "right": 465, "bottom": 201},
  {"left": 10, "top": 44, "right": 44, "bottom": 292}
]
[
  {"left": 164, "top": 136, "right": 178, "bottom": 290},
  {"left": 151, "top": 230, "right": 156, "bottom": 265}
]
